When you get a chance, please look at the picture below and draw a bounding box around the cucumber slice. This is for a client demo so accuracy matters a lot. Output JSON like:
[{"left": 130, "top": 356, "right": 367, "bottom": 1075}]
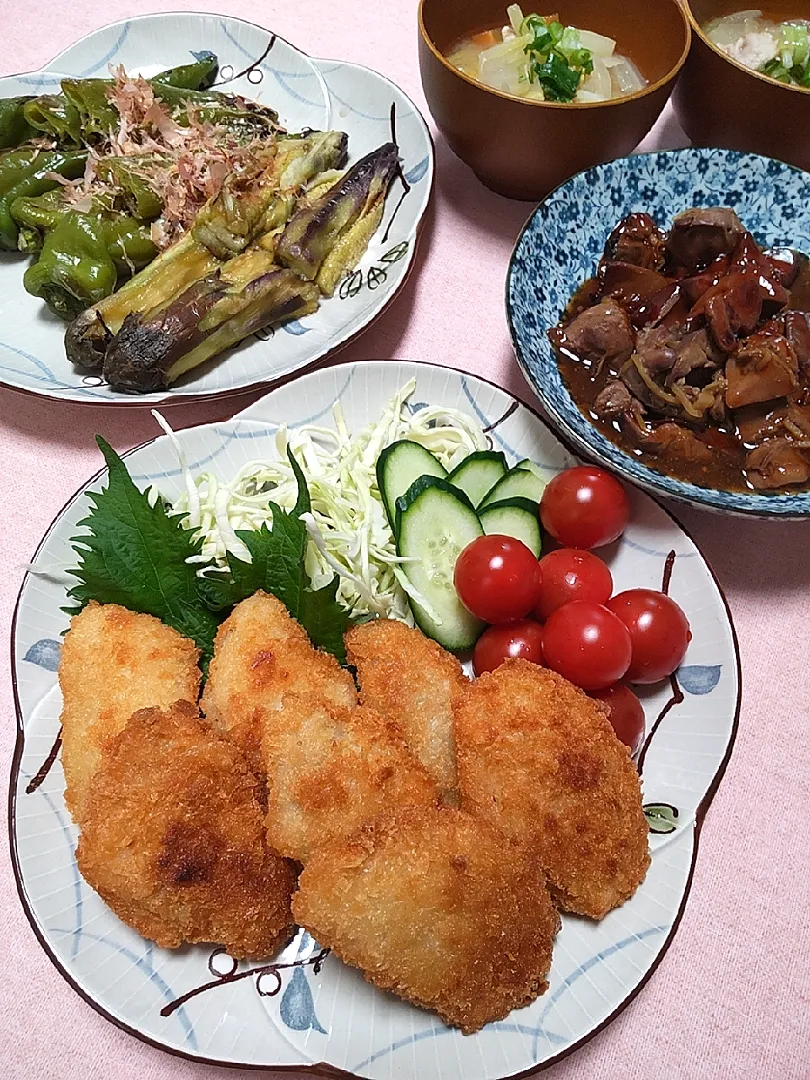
[
  {"left": 479, "top": 497, "right": 542, "bottom": 557},
  {"left": 447, "top": 450, "right": 507, "bottom": 507},
  {"left": 479, "top": 466, "right": 547, "bottom": 510},
  {"left": 514, "top": 458, "right": 545, "bottom": 479},
  {"left": 395, "top": 475, "right": 484, "bottom": 651},
  {"left": 376, "top": 440, "right": 447, "bottom": 530}
]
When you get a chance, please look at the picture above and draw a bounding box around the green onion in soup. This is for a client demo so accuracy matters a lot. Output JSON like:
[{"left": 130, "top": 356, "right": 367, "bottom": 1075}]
[
  {"left": 446, "top": 4, "right": 647, "bottom": 104},
  {"left": 704, "top": 9, "right": 810, "bottom": 88}
]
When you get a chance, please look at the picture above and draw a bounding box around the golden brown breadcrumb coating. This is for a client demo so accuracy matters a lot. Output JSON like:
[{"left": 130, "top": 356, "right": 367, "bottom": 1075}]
[
  {"left": 59, "top": 601, "right": 201, "bottom": 821},
  {"left": 76, "top": 701, "right": 296, "bottom": 959},
  {"left": 454, "top": 659, "right": 650, "bottom": 919},
  {"left": 261, "top": 695, "right": 437, "bottom": 862},
  {"left": 201, "top": 591, "right": 356, "bottom": 778},
  {"left": 345, "top": 619, "right": 466, "bottom": 804},
  {"left": 293, "top": 805, "right": 559, "bottom": 1034}
]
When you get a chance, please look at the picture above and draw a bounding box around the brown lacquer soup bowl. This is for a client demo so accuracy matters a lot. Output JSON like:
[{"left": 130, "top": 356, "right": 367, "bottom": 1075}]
[
  {"left": 673, "top": 0, "right": 810, "bottom": 172},
  {"left": 418, "top": 0, "right": 691, "bottom": 200},
  {"left": 673, "top": 2, "right": 810, "bottom": 171}
]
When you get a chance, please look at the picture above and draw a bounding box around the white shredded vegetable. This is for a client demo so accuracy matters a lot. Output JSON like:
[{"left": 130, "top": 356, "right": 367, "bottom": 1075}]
[
  {"left": 447, "top": 4, "right": 646, "bottom": 103},
  {"left": 163, "top": 380, "right": 488, "bottom": 623}
]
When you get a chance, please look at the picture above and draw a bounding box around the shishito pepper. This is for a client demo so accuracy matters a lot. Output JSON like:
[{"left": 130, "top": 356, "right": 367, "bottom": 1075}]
[
  {"left": 152, "top": 54, "right": 219, "bottom": 91},
  {"left": 19, "top": 55, "right": 220, "bottom": 146},
  {"left": 61, "top": 79, "right": 120, "bottom": 142},
  {"left": 96, "top": 156, "right": 164, "bottom": 220},
  {"left": 0, "top": 96, "right": 36, "bottom": 149},
  {"left": 9, "top": 186, "right": 69, "bottom": 232},
  {"left": 23, "top": 210, "right": 156, "bottom": 319},
  {"left": 9, "top": 187, "right": 67, "bottom": 252},
  {"left": 22, "top": 93, "right": 82, "bottom": 144},
  {"left": 0, "top": 147, "right": 87, "bottom": 249},
  {"left": 104, "top": 215, "right": 157, "bottom": 271}
]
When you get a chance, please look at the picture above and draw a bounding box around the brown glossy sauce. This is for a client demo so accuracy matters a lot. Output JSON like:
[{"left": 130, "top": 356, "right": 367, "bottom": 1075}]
[{"left": 556, "top": 259, "right": 810, "bottom": 493}]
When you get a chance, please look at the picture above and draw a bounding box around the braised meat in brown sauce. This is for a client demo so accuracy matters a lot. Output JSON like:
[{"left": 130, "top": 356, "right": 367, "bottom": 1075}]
[{"left": 550, "top": 208, "right": 810, "bottom": 492}]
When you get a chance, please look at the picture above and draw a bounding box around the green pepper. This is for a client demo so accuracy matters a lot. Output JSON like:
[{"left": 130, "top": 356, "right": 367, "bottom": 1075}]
[
  {"left": 22, "top": 94, "right": 82, "bottom": 144},
  {"left": 23, "top": 207, "right": 158, "bottom": 318},
  {"left": 189, "top": 102, "right": 280, "bottom": 140},
  {"left": 10, "top": 186, "right": 70, "bottom": 250},
  {"left": 0, "top": 148, "right": 86, "bottom": 249},
  {"left": 12, "top": 184, "right": 157, "bottom": 266},
  {"left": 104, "top": 216, "right": 157, "bottom": 272},
  {"left": 152, "top": 54, "right": 219, "bottom": 91},
  {"left": 61, "top": 79, "right": 119, "bottom": 141},
  {"left": 24, "top": 212, "right": 118, "bottom": 319},
  {"left": 96, "top": 155, "right": 164, "bottom": 220},
  {"left": 152, "top": 81, "right": 279, "bottom": 132},
  {"left": 0, "top": 147, "right": 42, "bottom": 192},
  {"left": 0, "top": 96, "right": 36, "bottom": 149},
  {"left": 16, "top": 225, "right": 42, "bottom": 254},
  {"left": 10, "top": 186, "right": 70, "bottom": 230}
]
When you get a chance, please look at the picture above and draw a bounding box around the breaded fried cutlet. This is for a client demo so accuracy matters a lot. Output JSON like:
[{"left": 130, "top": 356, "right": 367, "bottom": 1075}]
[
  {"left": 345, "top": 619, "right": 466, "bottom": 804},
  {"left": 201, "top": 591, "right": 357, "bottom": 778},
  {"left": 293, "top": 805, "right": 559, "bottom": 1034},
  {"left": 261, "top": 695, "right": 437, "bottom": 862},
  {"left": 59, "top": 601, "right": 201, "bottom": 821},
  {"left": 454, "top": 659, "right": 650, "bottom": 919},
  {"left": 76, "top": 701, "right": 296, "bottom": 959}
]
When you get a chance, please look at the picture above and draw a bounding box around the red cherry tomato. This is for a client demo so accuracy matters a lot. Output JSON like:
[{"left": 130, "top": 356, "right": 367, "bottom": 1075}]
[
  {"left": 454, "top": 534, "right": 542, "bottom": 624},
  {"left": 540, "top": 466, "right": 630, "bottom": 549},
  {"left": 541, "top": 600, "right": 632, "bottom": 690},
  {"left": 590, "top": 683, "right": 646, "bottom": 756},
  {"left": 473, "top": 620, "right": 545, "bottom": 675},
  {"left": 534, "top": 548, "right": 613, "bottom": 620},
  {"left": 606, "top": 589, "right": 691, "bottom": 684}
]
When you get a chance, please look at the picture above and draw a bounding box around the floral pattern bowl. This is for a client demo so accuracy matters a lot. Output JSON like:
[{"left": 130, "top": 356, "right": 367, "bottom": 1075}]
[
  {"left": 11, "top": 359, "right": 740, "bottom": 1077},
  {"left": 507, "top": 147, "right": 810, "bottom": 518},
  {"left": 0, "top": 13, "right": 433, "bottom": 405}
]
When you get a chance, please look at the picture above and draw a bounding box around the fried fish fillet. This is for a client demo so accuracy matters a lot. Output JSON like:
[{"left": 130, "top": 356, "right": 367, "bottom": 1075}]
[
  {"left": 201, "top": 591, "right": 357, "bottom": 778},
  {"left": 454, "top": 659, "right": 650, "bottom": 919},
  {"left": 293, "top": 805, "right": 559, "bottom": 1034},
  {"left": 261, "top": 695, "right": 437, "bottom": 862},
  {"left": 76, "top": 701, "right": 296, "bottom": 958},
  {"left": 59, "top": 601, "right": 201, "bottom": 821},
  {"left": 345, "top": 619, "right": 466, "bottom": 804}
]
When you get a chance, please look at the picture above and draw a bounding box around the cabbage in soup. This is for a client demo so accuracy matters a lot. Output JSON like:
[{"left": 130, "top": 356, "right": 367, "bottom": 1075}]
[
  {"left": 705, "top": 9, "right": 810, "bottom": 87},
  {"left": 446, "top": 4, "right": 647, "bottom": 104}
]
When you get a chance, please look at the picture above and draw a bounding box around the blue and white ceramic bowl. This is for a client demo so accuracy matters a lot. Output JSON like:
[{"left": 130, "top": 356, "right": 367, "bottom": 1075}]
[{"left": 507, "top": 148, "right": 810, "bottom": 518}]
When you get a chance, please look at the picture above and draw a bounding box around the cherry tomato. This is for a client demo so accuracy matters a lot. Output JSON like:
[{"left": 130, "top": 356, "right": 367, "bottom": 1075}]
[
  {"left": 606, "top": 589, "right": 691, "bottom": 684},
  {"left": 540, "top": 466, "right": 630, "bottom": 550},
  {"left": 534, "top": 548, "right": 613, "bottom": 620},
  {"left": 454, "top": 535, "right": 542, "bottom": 624},
  {"left": 590, "top": 683, "right": 646, "bottom": 756},
  {"left": 541, "top": 600, "right": 632, "bottom": 691},
  {"left": 472, "top": 619, "right": 545, "bottom": 675}
]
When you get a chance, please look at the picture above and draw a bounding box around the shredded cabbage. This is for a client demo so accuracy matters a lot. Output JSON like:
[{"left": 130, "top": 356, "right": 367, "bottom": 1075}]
[{"left": 163, "top": 380, "right": 488, "bottom": 622}]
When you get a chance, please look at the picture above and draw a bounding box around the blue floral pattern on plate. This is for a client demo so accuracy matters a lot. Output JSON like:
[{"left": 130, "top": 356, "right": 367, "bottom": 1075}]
[
  {"left": 11, "top": 360, "right": 740, "bottom": 1077},
  {"left": 507, "top": 148, "right": 810, "bottom": 518},
  {"left": 0, "top": 13, "right": 433, "bottom": 406}
]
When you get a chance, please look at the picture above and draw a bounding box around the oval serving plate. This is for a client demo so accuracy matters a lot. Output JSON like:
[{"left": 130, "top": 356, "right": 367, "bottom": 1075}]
[
  {"left": 0, "top": 13, "right": 433, "bottom": 406},
  {"left": 10, "top": 360, "right": 740, "bottom": 1076},
  {"left": 507, "top": 147, "right": 810, "bottom": 518}
]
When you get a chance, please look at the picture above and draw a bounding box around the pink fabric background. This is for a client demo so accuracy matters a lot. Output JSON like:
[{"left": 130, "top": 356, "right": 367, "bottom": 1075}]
[{"left": 1, "top": 3, "right": 809, "bottom": 1077}]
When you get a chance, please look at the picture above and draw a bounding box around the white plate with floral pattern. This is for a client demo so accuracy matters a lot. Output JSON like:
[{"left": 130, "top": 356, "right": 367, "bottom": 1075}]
[
  {"left": 0, "top": 14, "right": 433, "bottom": 405},
  {"left": 10, "top": 360, "right": 740, "bottom": 1077}
]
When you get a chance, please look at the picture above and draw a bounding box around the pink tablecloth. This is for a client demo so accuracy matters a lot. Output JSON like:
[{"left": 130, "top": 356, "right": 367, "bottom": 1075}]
[{"left": 1, "top": 3, "right": 809, "bottom": 1078}]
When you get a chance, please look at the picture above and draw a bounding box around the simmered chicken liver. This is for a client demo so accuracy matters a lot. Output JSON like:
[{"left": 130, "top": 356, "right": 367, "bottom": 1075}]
[{"left": 549, "top": 207, "right": 810, "bottom": 492}]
